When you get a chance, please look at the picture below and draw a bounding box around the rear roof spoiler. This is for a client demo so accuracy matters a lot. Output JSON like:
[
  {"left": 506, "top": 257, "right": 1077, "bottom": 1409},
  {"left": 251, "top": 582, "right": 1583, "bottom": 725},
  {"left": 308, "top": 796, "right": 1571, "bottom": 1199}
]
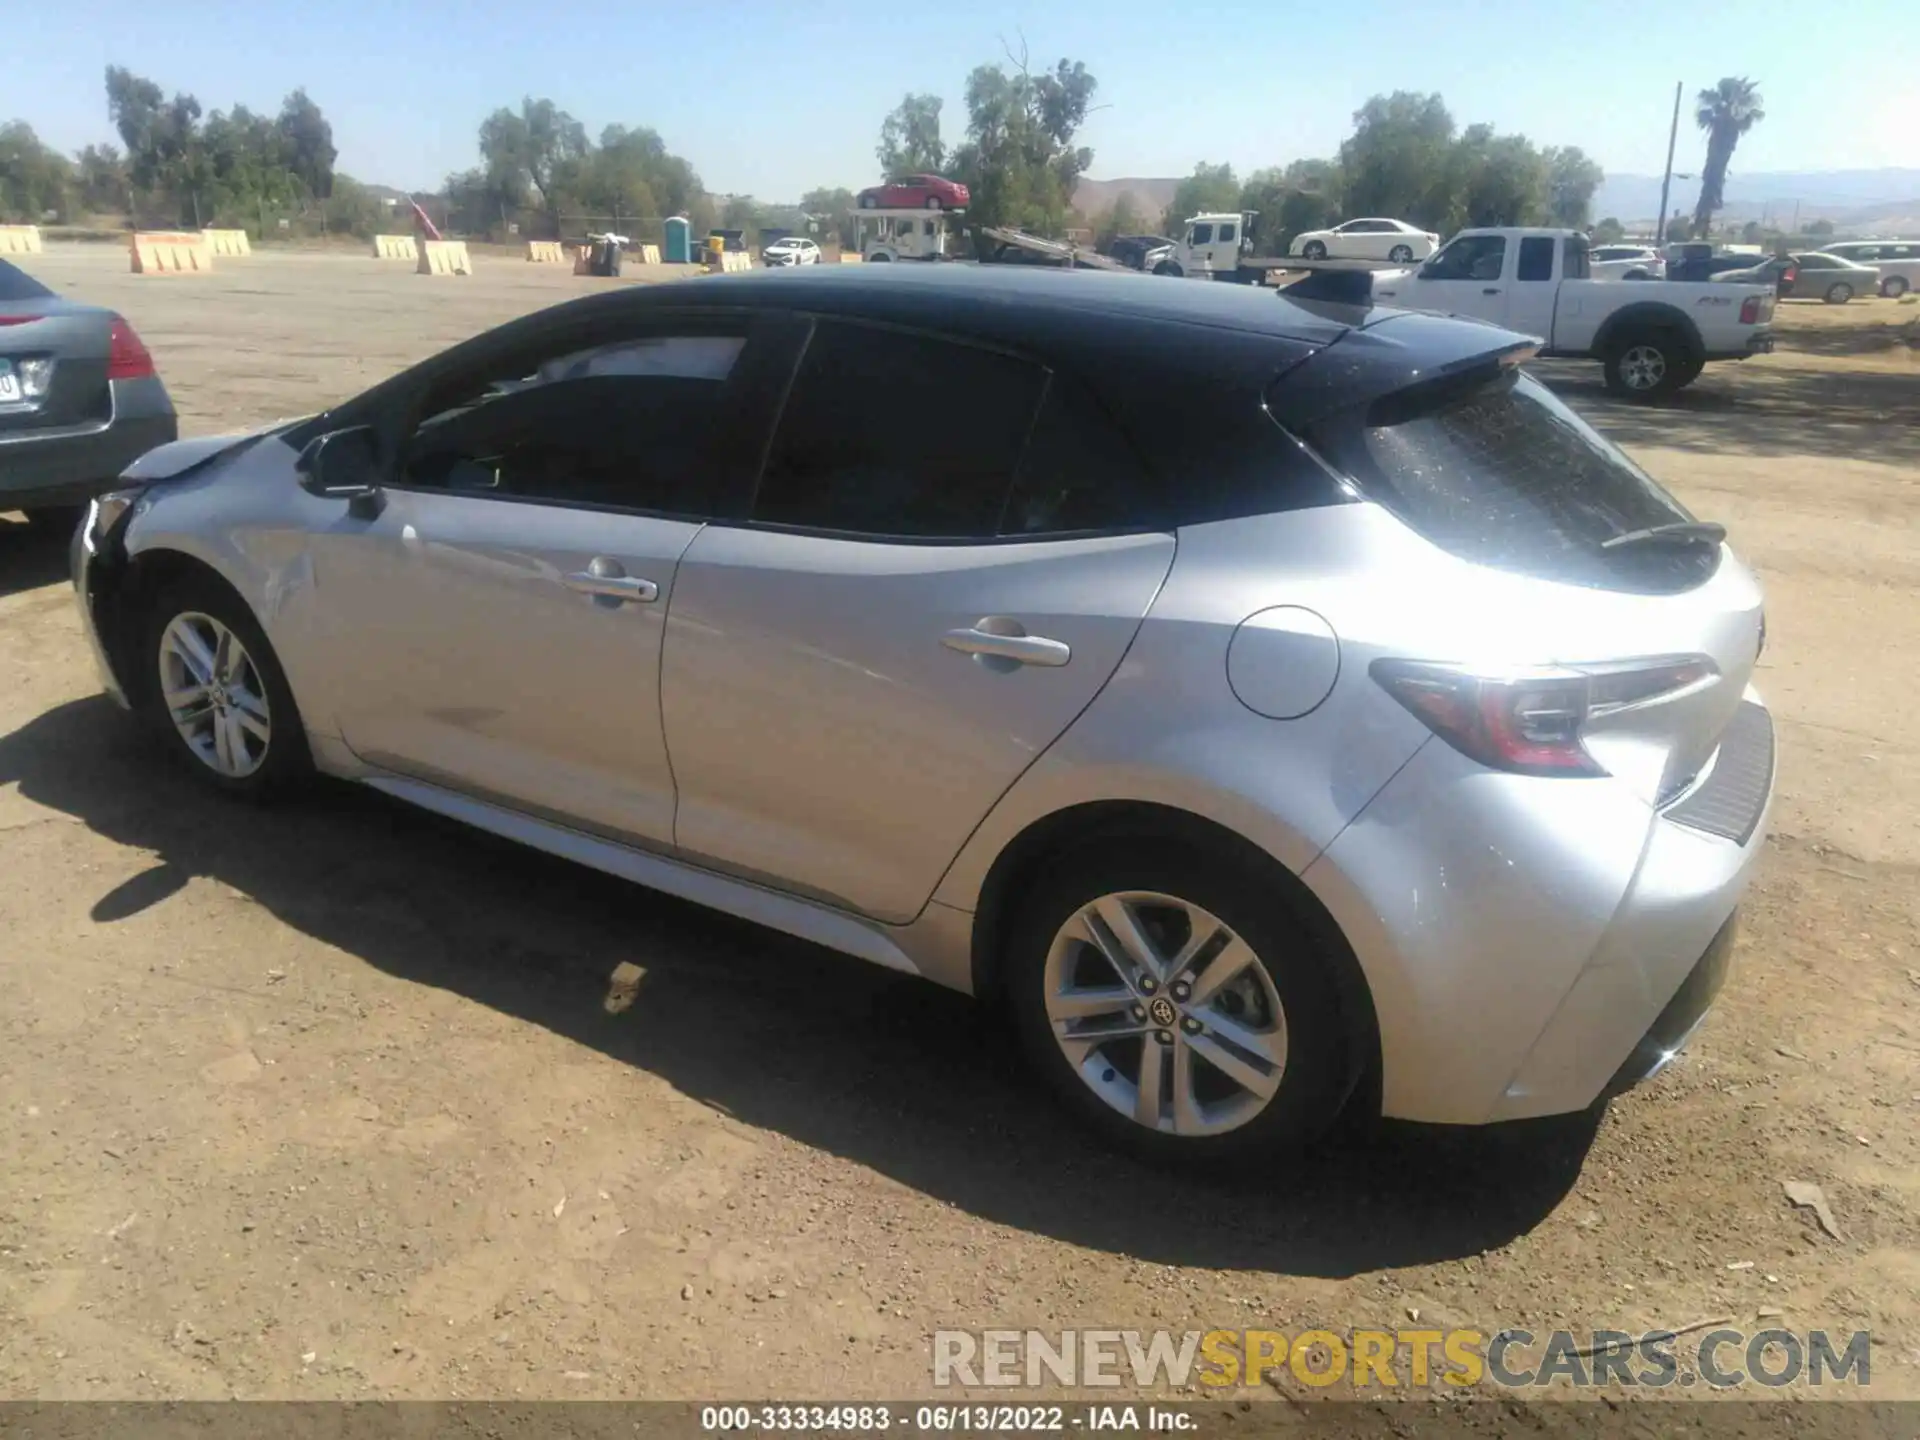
[{"left": 1279, "top": 268, "right": 1375, "bottom": 306}]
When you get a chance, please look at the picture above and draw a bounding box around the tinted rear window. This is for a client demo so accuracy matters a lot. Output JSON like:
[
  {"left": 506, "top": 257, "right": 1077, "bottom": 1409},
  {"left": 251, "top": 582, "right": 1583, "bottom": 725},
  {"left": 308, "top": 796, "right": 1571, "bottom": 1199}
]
[{"left": 1303, "top": 367, "right": 1719, "bottom": 593}]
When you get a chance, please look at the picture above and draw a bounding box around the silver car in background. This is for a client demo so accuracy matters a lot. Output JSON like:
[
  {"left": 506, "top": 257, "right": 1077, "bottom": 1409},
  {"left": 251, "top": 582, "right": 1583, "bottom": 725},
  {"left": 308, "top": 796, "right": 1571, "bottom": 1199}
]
[
  {"left": 72, "top": 266, "right": 1773, "bottom": 1166},
  {"left": 1, "top": 258, "right": 176, "bottom": 528}
]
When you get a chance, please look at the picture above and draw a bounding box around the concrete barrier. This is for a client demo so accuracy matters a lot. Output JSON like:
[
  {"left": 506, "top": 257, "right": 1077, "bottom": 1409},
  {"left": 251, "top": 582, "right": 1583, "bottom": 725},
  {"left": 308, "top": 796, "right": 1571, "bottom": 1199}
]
[
  {"left": 202, "top": 228, "right": 252, "bottom": 257},
  {"left": 637, "top": 243, "right": 661, "bottom": 266},
  {"left": 838, "top": 251, "right": 863, "bottom": 264},
  {"left": 373, "top": 234, "right": 419, "bottom": 261},
  {"left": 573, "top": 245, "right": 594, "bottom": 276},
  {"left": 526, "top": 240, "right": 566, "bottom": 263},
  {"left": 711, "top": 251, "right": 751, "bottom": 273},
  {"left": 0, "top": 225, "right": 44, "bottom": 255},
  {"left": 417, "top": 239, "right": 473, "bottom": 276},
  {"left": 130, "top": 231, "right": 213, "bottom": 274}
]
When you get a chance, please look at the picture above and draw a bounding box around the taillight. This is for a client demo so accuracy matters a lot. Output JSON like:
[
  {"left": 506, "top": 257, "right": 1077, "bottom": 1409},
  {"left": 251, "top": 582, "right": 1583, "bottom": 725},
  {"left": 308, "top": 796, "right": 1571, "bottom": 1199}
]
[
  {"left": 1371, "top": 657, "right": 1716, "bottom": 778},
  {"left": 1739, "top": 296, "right": 1762, "bottom": 324},
  {"left": 107, "top": 316, "right": 155, "bottom": 380}
]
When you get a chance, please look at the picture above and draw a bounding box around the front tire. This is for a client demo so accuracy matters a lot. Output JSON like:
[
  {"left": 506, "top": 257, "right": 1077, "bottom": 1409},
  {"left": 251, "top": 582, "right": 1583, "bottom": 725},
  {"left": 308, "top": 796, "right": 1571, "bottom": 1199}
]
[
  {"left": 925, "top": 196, "right": 942, "bottom": 210},
  {"left": 1602, "top": 330, "right": 1689, "bottom": 400},
  {"left": 1006, "top": 841, "right": 1357, "bottom": 1166},
  {"left": 139, "top": 572, "right": 311, "bottom": 800},
  {"left": 1825, "top": 282, "right": 1853, "bottom": 304},
  {"left": 1153, "top": 259, "right": 1184, "bottom": 277}
]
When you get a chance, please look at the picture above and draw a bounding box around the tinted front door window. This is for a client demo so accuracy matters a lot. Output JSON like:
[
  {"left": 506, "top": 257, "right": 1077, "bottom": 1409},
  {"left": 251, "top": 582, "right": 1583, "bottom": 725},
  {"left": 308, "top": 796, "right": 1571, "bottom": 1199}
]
[{"left": 753, "top": 321, "right": 1045, "bottom": 538}]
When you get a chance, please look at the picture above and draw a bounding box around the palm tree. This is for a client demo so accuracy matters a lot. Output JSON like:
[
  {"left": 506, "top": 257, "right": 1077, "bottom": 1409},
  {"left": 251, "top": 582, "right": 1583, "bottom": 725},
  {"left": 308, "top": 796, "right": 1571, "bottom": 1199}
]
[{"left": 1692, "top": 78, "right": 1765, "bottom": 239}]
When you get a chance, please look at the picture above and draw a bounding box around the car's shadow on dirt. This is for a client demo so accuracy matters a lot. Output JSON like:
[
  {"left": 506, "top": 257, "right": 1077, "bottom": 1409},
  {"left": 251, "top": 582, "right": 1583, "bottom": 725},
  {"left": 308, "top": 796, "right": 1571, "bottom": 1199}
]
[
  {"left": 0, "top": 517, "right": 73, "bottom": 598},
  {"left": 0, "top": 694, "right": 1602, "bottom": 1279}
]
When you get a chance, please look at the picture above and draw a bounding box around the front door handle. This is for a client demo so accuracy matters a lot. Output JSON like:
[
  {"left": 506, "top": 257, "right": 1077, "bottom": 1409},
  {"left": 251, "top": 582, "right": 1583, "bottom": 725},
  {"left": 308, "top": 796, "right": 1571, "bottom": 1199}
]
[
  {"left": 1482, "top": 286, "right": 1502, "bottom": 294},
  {"left": 942, "top": 625, "right": 1071, "bottom": 669},
  {"left": 564, "top": 558, "right": 658, "bottom": 605}
]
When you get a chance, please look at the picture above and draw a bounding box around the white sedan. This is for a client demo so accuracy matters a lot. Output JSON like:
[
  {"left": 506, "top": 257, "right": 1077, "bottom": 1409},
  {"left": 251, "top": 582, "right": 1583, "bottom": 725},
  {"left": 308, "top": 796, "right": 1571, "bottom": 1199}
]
[
  {"left": 1588, "top": 245, "right": 1666, "bottom": 282},
  {"left": 1289, "top": 218, "right": 1439, "bottom": 263},
  {"left": 762, "top": 237, "right": 821, "bottom": 267}
]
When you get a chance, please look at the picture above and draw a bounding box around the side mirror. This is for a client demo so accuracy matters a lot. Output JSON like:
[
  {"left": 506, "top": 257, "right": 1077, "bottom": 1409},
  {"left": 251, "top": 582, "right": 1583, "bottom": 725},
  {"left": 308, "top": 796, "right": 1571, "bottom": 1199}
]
[{"left": 296, "top": 426, "right": 384, "bottom": 518}]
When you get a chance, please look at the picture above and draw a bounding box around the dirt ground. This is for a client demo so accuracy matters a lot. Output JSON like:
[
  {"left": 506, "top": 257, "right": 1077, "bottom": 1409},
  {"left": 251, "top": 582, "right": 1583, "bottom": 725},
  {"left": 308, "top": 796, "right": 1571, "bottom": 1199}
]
[{"left": 1, "top": 248, "right": 1917, "bottom": 1404}]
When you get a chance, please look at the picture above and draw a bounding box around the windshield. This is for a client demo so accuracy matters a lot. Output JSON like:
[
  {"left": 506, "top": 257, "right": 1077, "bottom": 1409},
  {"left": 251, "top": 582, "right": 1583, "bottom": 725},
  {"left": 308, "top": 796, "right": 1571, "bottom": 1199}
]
[{"left": 1303, "top": 367, "right": 1718, "bottom": 593}]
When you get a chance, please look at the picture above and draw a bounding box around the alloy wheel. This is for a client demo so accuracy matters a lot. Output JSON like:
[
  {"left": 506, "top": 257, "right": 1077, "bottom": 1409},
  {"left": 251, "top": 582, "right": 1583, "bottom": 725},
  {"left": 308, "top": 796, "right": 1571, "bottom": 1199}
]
[
  {"left": 158, "top": 611, "right": 272, "bottom": 778},
  {"left": 1043, "top": 891, "right": 1288, "bottom": 1137},
  {"left": 1619, "top": 344, "right": 1667, "bottom": 391}
]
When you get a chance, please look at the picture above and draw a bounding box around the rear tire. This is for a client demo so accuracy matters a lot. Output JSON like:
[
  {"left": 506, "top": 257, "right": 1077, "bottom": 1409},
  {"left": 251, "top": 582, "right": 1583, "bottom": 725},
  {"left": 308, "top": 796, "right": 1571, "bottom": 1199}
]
[
  {"left": 1602, "top": 329, "right": 1690, "bottom": 400},
  {"left": 1005, "top": 840, "right": 1357, "bottom": 1167},
  {"left": 138, "top": 571, "right": 312, "bottom": 801},
  {"left": 1302, "top": 240, "right": 1328, "bottom": 260},
  {"left": 1387, "top": 244, "right": 1413, "bottom": 263},
  {"left": 1825, "top": 282, "right": 1853, "bottom": 304}
]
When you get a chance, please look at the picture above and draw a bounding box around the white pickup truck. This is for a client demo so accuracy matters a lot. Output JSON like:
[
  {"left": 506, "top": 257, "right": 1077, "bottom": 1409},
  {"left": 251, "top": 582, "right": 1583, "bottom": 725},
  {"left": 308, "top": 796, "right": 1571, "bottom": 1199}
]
[{"left": 1371, "top": 227, "right": 1776, "bottom": 398}]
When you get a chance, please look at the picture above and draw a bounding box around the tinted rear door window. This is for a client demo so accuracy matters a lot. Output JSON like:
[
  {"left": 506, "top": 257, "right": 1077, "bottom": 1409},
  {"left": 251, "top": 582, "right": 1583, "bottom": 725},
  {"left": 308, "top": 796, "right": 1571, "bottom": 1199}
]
[
  {"left": 1304, "top": 367, "right": 1717, "bottom": 593},
  {"left": 752, "top": 320, "right": 1046, "bottom": 539},
  {"left": 999, "top": 374, "right": 1158, "bottom": 536}
]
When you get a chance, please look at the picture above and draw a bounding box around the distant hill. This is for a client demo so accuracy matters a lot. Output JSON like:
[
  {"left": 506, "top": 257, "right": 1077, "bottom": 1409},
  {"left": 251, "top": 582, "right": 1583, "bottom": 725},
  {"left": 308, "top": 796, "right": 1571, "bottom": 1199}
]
[
  {"left": 1072, "top": 176, "right": 1180, "bottom": 224},
  {"left": 1076, "top": 168, "right": 1920, "bottom": 238},
  {"left": 1594, "top": 168, "right": 1920, "bottom": 232}
]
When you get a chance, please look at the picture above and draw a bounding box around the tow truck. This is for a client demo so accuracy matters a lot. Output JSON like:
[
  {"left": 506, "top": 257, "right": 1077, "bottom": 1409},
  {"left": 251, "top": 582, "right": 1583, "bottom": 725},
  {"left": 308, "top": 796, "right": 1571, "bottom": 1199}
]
[{"left": 856, "top": 207, "right": 958, "bottom": 262}]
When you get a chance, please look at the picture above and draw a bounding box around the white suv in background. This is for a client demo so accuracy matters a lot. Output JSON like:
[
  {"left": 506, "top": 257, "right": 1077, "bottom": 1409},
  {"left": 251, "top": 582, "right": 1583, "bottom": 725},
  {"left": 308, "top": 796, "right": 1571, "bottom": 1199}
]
[
  {"left": 1816, "top": 240, "right": 1919, "bottom": 297},
  {"left": 1588, "top": 245, "right": 1666, "bottom": 282}
]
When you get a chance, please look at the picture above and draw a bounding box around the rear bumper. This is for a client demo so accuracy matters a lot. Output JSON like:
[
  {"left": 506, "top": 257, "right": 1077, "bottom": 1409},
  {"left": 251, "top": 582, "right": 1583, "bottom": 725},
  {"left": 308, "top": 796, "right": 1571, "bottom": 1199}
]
[
  {"left": 1305, "top": 694, "right": 1775, "bottom": 1126},
  {"left": 1602, "top": 911, "right": 1738, "bottom": 1096},
  {"left": 70, "top": 500, "right": 134, "bottom": 710},
  {"left": 0, "top": 380, "right": 176, "bottom": 509}
]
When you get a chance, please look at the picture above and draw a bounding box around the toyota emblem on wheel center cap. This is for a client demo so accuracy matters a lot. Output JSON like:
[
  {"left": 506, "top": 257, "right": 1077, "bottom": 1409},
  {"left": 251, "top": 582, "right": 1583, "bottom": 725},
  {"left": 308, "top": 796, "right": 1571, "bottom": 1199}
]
[{"left": 1148, "top": 996, "right": 1178, "bottom": 1028}]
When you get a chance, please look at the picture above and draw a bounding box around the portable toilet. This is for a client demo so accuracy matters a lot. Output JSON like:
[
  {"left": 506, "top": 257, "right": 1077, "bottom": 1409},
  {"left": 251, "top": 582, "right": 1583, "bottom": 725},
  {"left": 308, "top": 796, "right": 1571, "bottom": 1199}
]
[{"left": 663, "top": 215, "right": 691, "bottom": 264}]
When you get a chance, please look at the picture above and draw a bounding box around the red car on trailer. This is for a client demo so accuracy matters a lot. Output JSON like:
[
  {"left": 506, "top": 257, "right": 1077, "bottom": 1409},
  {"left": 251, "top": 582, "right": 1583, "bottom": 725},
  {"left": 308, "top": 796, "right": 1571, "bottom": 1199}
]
[{"left": 857, "top": 175, "right": 969, "bottom": 211}]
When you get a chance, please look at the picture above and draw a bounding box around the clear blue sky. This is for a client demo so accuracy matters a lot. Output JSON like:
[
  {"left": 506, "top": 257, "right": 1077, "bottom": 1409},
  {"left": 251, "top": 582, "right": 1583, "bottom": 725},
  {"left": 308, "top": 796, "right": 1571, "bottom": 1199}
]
[{"left": 14, "top": 0, "right": 1915, "bottom": 198}]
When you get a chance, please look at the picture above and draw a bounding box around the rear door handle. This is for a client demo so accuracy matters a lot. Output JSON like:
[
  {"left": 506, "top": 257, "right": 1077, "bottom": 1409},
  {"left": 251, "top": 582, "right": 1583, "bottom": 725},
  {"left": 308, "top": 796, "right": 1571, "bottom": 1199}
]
[
  {"left": 1482, "top": 286, "right": 1502, "bottom": 294},
  {"left": 941, "top": 625, "right": 1071, "bottom": 668},
  {"left": 564, "top": 559, "right": 658, "bottom": 604}
]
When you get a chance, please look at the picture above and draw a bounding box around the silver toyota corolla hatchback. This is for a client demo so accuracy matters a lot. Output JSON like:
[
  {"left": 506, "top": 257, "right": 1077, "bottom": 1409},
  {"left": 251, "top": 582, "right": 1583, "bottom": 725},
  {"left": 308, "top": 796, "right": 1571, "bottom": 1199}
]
[{"left": 72, "top": 265, "right": 1773, "bottom": 1165}]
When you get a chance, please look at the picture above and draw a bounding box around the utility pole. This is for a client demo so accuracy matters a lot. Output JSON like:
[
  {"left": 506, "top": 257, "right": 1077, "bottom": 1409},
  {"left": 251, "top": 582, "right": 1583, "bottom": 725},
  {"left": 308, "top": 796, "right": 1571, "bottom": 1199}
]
[{"left": 1655, "top": 80, "right": 1682, "bottom": 243}]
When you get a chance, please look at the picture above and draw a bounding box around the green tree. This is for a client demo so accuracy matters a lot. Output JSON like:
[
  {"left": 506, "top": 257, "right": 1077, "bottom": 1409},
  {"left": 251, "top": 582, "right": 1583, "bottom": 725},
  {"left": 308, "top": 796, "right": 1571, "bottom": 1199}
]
[
  {"left": 1091, "top": 190, "right": 1144, "bottom": 250},
  {"left": 876, "top": 94, "right": 946, "bottom": 178},
  {"left": 479, "top": 97, "right": 589, "bottom": 236},
  {"left": 1163, "top": 162, "right": 1239, "bottom": 233},
  {"left": 106, "top": 65, "right": 204, "bottom": 224},
  {"left": 74, "top": 143, "right": 127, "bottom": 215},
  {"left": 1452, "top": 124, "right": 1547, "bottom": 228},
  {"left": 278, "top": 88, "right": 336, "bottom": 200},
  {"left": 1339, "top": 91, "right": 1456, "bottom": 228},
  {"left": 1665, "top": 214, "right": 1691, "bottom": 243},
  {"left": 1591, "top": 216, "right": 1626, "bottom": 244},
  {"left": 1740, "top": 218, "right": 1764, "bottom": 245},
  {"left": 1543, "top": 145, "right": 1603, "bottom": 228},
  {"left": 801, "top": 185, "right": 858, "bottom": 247},
  {"left": 1691, "top": 77, "right": 1764, "bottom": 239},
  {"left": 1805, "top": 217, "right": 1834, "bottom": 238},
  {"left": 0, "top": 122, "right": 74, "bottom": 223},
  {"left": 946, "top": 51, "right": 1098, "bottom": 239}
]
